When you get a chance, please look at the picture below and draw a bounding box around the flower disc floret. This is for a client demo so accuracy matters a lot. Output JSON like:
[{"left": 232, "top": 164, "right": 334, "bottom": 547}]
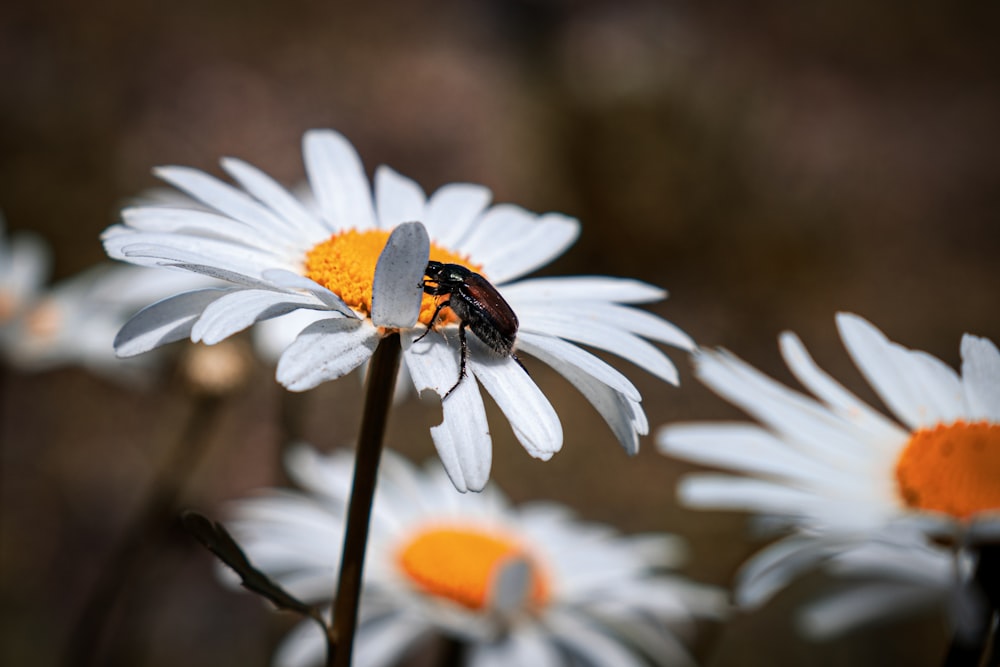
[
  {"left": 895, "top": 420, "right": 1000, "bottom": 519},
  {"left": 304, "top": 228, "right": 478, "bottom": 325},
  {"left": 397, "top": 524, "right": 549, "bottom": 611}
]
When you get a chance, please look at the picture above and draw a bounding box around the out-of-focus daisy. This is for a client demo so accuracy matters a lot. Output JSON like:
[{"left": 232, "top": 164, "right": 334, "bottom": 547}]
[
  {"left": 1, "top": 262, "right": 219, "bottom": 383},
  {"left": 657, "top": 313, "right": 1000, "bottom": 628},
  {"left": 0, "top": 213, "right": 50, "bottom": 329},
  {"left": 224, "top": 444, "right": 725, "bottom": 667},
  {"left": 103, "top": 129, "right": 692, "bottom": 491}
]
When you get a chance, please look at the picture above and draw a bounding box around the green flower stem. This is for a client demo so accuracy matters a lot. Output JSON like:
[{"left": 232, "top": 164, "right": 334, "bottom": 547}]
[
  {"left": 330, "top": 333, "right": 401, "bottom": 667},
  {"left": 944, "top": 543, "right": 1000, "bottom": 667}
]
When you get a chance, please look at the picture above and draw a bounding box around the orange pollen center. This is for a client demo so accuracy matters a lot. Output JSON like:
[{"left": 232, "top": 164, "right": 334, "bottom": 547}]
[
  {"left": 894, "top": 420, "right": 1000, "bottom": 520},
  {"left": 303, "top": 229, "right": 481, "bottom": 325},
  {"left": 396, "top": 525, "right": 550, "bottom": 611}
]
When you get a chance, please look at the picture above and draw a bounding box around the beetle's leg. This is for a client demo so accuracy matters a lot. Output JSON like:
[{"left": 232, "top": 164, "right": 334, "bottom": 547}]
[
  {"left": 420, "top": 280, "right": 450, "bottom": 296},
  {"left": 443, "top": 321, "right": 468, "bottom": 399},
  {"left": 413, "top": 299, "right": 449, "bottom": 344}
]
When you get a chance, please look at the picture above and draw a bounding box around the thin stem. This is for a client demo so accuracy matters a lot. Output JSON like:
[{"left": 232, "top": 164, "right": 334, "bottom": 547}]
[
  {"left": 945, "top": 543, "right": 1000, "bottom": 667},
  {"left": 329, "top": 334, "right": 401, "bottom": 667},
  {"left": 62, "top": 393, "right": 225, "bottom": 667}
]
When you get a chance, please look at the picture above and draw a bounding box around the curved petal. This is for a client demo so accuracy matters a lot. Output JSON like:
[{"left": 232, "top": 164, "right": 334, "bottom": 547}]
[
  {"left": 153, "top": 166, "right": 290, "bottom": 236},
  {"left": 466, "top": 207, "right": 579, "bottom": 283},
  {"left": 371, "top": 221, "right": 428, "bottom": 328},
  {"left": 499, "top": 276, "right": 665, "bottom": 304},
  {"left": 303, "top": 129, "right": 377, "bottom": 232},
  {"left": 276, "top": 317, "right": 380, "bottom": 391},
  {"left": 518, "top": 332, "right": 645, "bottom": 454},
  {"left": 469, "top": 340, "right": 562, "bottom": 460},
  {"left": 190, "top": 288, "right": 332, "bottom": 345},
  {"left": 374, "top": 165, "right": 426, "bottom": 229},
  {"left": 519, "top": 309, "right": 680, "bottom": 385},
  {"left": 516, "top": 331, "right": 640, "bottom": 401},
  {"left": 119, "top": 206, "right": 290, "bottom": 251},
  {"left": 220, "top": 156, "right": 330, "bottom": 241},
  {"left": 423, "top": 183, "right": 491, "bottom": 248},
  {"left": 114, "top": 288, "right": 231, "bottom": 356},
  {"left": 736, "top": 535, "right": 844, "bottom": 608},
  {"left": 403, "top": 331, "right": 492, "bottom": 492},
  {"left": 836, "top": 313, "right": 931, "bottom": 430},
  {"left": 779, "top": 331, "right": 906, "bottom": 441}
]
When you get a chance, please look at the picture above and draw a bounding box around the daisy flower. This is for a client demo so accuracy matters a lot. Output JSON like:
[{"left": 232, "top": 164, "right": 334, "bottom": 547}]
[
  {"left": 657, "top": 313, "right": 1000, "bottom": 628},
  {"left": 103, "top": 129, "right": 692, "bottom": 491},
  {"left": 223, "top": 444, "right": 725, "bottom": 667}
]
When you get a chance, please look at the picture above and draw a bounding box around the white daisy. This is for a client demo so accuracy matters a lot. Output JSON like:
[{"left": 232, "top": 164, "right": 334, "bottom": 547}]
[
  {"left": 0, "top": 262, "right": 219, "bottom": 382},
  {"left": 0, "top": 213, "right": 50, "bottom": 329},
  {"left": 103, "top": 129, "right": 693, "bottom": 491},
  {"left": 223, "top": 444, "right": 725, "bottom": 667},
  {"left": 657, "top": 312, "right": 1000, "bottom": 628}
]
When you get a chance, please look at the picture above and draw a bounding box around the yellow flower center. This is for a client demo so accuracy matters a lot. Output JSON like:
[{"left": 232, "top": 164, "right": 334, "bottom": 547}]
[
  {"left": 396, "top": 524, "right": 550, "bottom": 611},
  {"left": 304, "top": 229, "right": 480, "bottom": 325},
  {"left": 895, "top": 420, "right": 1000, "bottom": 520}
]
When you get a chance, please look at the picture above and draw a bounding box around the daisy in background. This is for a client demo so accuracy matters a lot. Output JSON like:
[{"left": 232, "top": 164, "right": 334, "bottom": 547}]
[
  {"left": 223, "top": 444, "right": 726, "bottom": 667},
  {"left": 103, "top": 129, "right": 693, "bottom": 491},
  {"left": 0, "top": 261, "right": 222, "bottom": 384},
  {"left": 657, "top": 313, "right": 1000, "bottom": 637}
]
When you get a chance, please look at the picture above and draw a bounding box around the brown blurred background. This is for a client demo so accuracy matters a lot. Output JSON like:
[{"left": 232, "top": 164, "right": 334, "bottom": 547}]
[{"left": 2, "top": 0, "right": 999, "bottom": 665}]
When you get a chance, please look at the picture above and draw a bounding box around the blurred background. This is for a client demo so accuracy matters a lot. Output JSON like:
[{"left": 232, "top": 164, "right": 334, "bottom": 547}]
[{"left": 2, "top": 0, "right": 999, "bottom": 665}]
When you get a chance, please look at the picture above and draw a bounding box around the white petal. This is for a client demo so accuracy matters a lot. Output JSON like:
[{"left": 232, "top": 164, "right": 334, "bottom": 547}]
[
  {"left": 253, "top": 309, "right": 332, "bottom": 362},
  {"left": 468, "top": 626, "right": 561, "bottom": 667},
  {"left": 488, "top": 557, "right": 533, "bottom": 614},
  {"left": 694, "top": 349, "right": 890, "bottom": 465},
  {"left": 153, "top": 165, "right": 290, "bottom": 235},
  {"left": 276, "top": 317, "right": 380, "bottom": 391},
  {"left": 403, "top": 331, "right": 492, "bottom": 492},
  {"left": 220, "top": 157, "right": 330, "bottom": 241},
  {"left": 114, "top": 288, "right": 230, "bottom": 356},
  {"left": 516, "top": 331, "right": 640, "bottom": 401},
  {"left": 104, "top": 232, "right": 291, "bottom": 280},
  {"left": 736, "top": 535, "right": 842, "bottom": 608},
  {"left": 677, "top": 474, "right": 823, "bottom": 516},
  {"left": 961, "top": 334, "right": 1000, "bottom": 421},
  {"left": 519, "top": 308, "right": 680, "bottom": 385},
  {"left": 119, "top": 206, "right": 287, "bottom": 251},
  {"left": 837, "top": 313, "right": 936, "bottom": 429},
  {"left": 470, "top": 342, "right": 563, "bottom": 460},
  {"left": 798, "top": 583, "right": 940, "bottom": 639},
  {"left": 779, "top": 331, "right": 908, "bottom": 441},
  {"left": 374, "top": 165, "right": 426, "bottom": 228},
  {"left": 353, "top": 613, "right": 429, "bottom": 667},
  {"left": 547, "top": 610, "right": 648, "bottom": 667},
  {"left": 423, "top": 183, "right": 491, "bottom": 248},
  {"left": 500, "top": 276, "right": 666, "bottom": 305},
  {"left": 371, "top": 221, "right": 428, "bottom": 328},
  {"left": 190, "top": 289, "right": 331, "bottom": 345},
  {"left": 303, "top": 129, "right": 377, "bottom": 232},
  {"left": 260, "top": 269, "right": 355, "bottom": 313},
  {"left": 6, "top": 232, "right": 51, "bottom": 293},
  {"left": 518, "top": 332, "right": 645, "bottom": 454},
  {"left": 521, "top": 301, "right": 693, "bottom": 351},
  {"left": 657, "top": 423, "right": 846, "bottom": 487},
  {"left": 466, "top": 207, "right": 580, "bottom": 283}
]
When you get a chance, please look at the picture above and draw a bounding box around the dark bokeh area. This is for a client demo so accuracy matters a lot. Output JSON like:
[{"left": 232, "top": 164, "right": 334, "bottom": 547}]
[{"left": 2, "top": 1, "right": 999, "bottom": 665}]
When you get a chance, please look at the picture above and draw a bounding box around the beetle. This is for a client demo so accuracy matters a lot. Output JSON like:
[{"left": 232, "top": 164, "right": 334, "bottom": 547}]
[{"left": 415, "top": 261, "right": 526, "bottom": 398}]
